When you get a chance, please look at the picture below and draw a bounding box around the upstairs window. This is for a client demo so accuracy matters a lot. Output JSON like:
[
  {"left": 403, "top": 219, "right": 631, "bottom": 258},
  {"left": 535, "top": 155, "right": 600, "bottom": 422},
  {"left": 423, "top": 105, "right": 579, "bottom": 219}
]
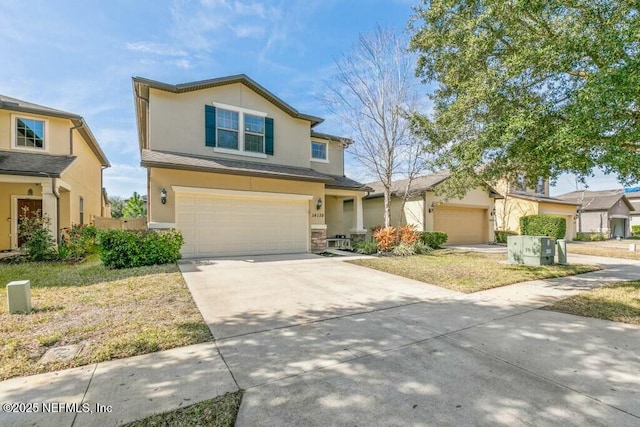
[
  {"left": 216, "top": 109, "right": 239, "bottom": 150},
  {"left": 15, "top": 117, "right": 46, "bottom": 150},
  {"left": 206, "top": 104, "right": 273, "bottom": 156},
  {"left": 535, "top": 177, "right": 545, "bottom": 194},
  {"left": 311, "top": 141, "right": 327, "bottom": 161},
  {"left": 244, "top": 114, "right": 265, "bottom": 153},
  {"left": 515, "top": 173, "right": 526, "bottom": 192}
]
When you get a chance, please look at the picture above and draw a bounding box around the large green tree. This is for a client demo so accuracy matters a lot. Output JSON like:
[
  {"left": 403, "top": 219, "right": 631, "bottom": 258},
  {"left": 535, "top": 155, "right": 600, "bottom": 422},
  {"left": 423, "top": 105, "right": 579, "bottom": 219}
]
[
  {"left": 409, "top": 0, "right": 640, "bottom": 194},
  {"left": 122, "top": 192, "right": 146, "bottom": 218}
]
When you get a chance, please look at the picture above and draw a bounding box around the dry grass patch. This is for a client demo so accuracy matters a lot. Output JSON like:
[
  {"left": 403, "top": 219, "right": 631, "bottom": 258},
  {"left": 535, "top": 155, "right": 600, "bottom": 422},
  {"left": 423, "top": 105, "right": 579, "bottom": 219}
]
[
  {"left": 349, "top": 249, "right": 600, "bottom": 293},
  {"left": 545, "top": 281, "right": 640, "bottom": 325},
  {"left": 0, "top": 256, "right": 211, "bottom": 381},
  {"left": 567, "top": 243, "right": 640, "bottom": 260},
  {"left": 124, "top": 391, "right": 243, "bottom": 427}
]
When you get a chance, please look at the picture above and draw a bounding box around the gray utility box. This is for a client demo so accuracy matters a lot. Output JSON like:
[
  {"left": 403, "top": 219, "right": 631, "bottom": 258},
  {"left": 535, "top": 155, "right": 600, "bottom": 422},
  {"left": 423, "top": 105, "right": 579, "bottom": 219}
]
[{"left": 508, "top": 236, "right": 555, "bottom": 266}]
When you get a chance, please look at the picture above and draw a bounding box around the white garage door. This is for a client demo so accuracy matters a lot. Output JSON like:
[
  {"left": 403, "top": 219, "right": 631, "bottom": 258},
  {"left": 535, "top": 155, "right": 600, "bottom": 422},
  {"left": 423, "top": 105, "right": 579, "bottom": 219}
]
[
  {"left": 174, "top": 188, "right": 310, "bottom": 257},
  {"left": 434, "top": 206, "right": 488, "bottom": 244}
]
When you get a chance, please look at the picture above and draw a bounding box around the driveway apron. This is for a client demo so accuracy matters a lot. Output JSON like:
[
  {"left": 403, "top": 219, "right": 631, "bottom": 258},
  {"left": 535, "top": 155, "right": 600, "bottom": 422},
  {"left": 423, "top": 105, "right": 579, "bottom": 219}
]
[{"left": 180, "top": 253, "right": 640, "bottom": 426}]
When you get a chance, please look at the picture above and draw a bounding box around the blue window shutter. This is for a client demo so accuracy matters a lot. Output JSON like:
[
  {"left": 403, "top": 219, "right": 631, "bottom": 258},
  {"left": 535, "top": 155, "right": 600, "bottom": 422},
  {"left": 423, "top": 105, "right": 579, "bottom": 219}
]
[
  {"left": 205, "top": 105, "right": 216, "bottom": 147},
  {"left": 265, "top": 117, "right": 274, "bottom": 155}
]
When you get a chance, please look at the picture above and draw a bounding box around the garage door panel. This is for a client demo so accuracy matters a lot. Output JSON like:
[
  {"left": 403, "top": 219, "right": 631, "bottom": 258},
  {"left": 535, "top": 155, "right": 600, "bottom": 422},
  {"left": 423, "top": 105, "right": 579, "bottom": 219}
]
[
  {"left": 434, "top": 206, "right": 487, "bottom": 245},
  {"left": 176, "top": 191, "right": 309, "bottom": 257}
]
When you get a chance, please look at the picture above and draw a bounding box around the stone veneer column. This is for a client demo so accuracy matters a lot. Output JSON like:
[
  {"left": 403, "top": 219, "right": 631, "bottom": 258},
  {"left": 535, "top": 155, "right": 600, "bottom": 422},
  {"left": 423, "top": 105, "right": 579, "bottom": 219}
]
[
  {"left": 350, "top": 230, "right": 367, "bottom": 245},
  {"left": 310, "top": 225, "right": 327, "bottom": 253}
]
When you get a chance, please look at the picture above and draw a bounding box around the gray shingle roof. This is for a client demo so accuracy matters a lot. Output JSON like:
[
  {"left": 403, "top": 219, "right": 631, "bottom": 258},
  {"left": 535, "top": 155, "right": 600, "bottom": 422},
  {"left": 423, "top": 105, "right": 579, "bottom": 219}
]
[
  {"left": 509, "top": 193, "right": 580, "bottom": 206},
  {"left": 141, "top": 149, "right": 369, "bottom": 191},
  {"left": 555, "top": 190, "right": 634, "bottom": 211},
  {"left": 133, "top": 74, "right": 323, "bottom": 126},
  {"left": 365, "top": 172, "right": 452, "bottom": 198},
  {"left": 0, "top": 150, "right": 76, "bottom": 177}
]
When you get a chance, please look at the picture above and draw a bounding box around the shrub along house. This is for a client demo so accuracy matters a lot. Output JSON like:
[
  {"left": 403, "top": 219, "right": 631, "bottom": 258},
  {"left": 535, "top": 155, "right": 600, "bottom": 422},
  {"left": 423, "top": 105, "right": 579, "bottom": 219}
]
[
  {"left": 362, "top": 173, "right": 500, "bottom": 244},
  {"left": 133, "top": 74, "right": 369, "bottom": 257},
  {"left": 0, "top": 95, "right": 110, "bottom": 251}
]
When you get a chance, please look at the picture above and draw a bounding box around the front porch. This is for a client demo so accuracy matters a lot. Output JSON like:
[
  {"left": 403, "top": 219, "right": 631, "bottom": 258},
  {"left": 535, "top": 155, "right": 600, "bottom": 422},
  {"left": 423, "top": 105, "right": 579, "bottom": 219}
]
[
  {"left": 321, "top": 189, "right": 367, "bottom": 250},
  {"left": 0, "top": 175, "right": 70, "bottom": 251}
]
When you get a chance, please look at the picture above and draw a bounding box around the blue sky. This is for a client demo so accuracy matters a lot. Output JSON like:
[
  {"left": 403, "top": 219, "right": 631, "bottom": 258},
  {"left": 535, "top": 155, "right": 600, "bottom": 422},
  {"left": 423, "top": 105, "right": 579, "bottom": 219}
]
[{"left": 0, "top": 0, "right": 629, "bottom": 197}]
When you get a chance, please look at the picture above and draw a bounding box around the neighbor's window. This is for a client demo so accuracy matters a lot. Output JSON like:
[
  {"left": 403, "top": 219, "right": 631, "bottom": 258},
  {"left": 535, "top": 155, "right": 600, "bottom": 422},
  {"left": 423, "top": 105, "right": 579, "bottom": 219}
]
[
  {"left": 311, "top": 141, "right": 327, "bottom": 161},
  {"left": 535, "top": 177, "right": 545, "bottom": 194},
  {"left": 216, "top": 109, "right": 239, "bottom": 150},
  {"left": 79, "top": 197, "right": 84, "bottom": 225},
  {"left": 16, "top": 117, "right": 45, "bottom": 149},
  {"left": 244, "top": 114, "right": 265, "bottom": 153},
  {"left": 515, "top": 173, "right": 526, "bottom": 192}
]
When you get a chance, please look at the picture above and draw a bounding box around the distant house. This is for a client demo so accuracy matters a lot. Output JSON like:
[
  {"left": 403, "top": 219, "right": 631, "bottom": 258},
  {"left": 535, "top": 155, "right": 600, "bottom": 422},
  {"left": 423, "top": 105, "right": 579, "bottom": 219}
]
[
  {"left": 624, "top": 189, "right": 640, "bottom": 228},
  {"left": 0, "top": 95, "right": 110, "bottom": 251},
  {"left": 556, "top": 190, "right": 634, "bottom": 238},
  {"left": 494, "top": 175, "right": 578, "bottom": 240},
  {"left": 363, "top": 173, "right": 501, "bottom": 244}
]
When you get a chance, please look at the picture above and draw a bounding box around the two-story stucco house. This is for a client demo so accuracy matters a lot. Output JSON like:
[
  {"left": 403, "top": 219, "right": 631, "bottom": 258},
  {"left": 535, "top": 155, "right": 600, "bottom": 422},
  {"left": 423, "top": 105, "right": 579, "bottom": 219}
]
[
  {"left": 494, "top": 174, "right": 578, "bottom": 240},
  {"left": 132, "top": 75, "right": 369, "bottom": 257},
  {"left": 0, "top": 95, "right": 110, "bottom": 251}
]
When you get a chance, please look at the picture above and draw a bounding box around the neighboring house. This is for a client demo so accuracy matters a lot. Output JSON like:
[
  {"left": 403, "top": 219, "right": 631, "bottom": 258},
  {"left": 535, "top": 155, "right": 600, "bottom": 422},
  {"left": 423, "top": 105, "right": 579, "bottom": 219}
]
[
  {"left": 494, "top": 175, "right": 578, "bottom": 240},
  {"left": 0, "top": 95, "right": 110, "bottom": 251},
  {"left": 362, "top": 173, "right": 500, "bottom": 244},
  {"left": 133, "top": 74, "right": 369, "bottom": 257},
  {"left": 624, "top": 188, "right": 640, "bottom": 228},
  {"left": 556, "top": 190, "right": 635, "bottom": 238}
]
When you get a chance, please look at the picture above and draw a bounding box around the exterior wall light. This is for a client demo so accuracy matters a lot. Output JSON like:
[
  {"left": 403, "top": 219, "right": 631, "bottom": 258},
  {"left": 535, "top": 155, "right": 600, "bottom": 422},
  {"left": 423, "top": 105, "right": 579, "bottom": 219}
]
[
  {"left": 428, "top": 202, "right": 435, "bottom": 213},
  {"left": 316, "top": 197, "right": 323, "bottom": 210},
  {"left": 160, "top": 188, "right": 167, "bottom": 205},
  {"left": 490, "top": 207, "right": 496, "bottom": 217}
]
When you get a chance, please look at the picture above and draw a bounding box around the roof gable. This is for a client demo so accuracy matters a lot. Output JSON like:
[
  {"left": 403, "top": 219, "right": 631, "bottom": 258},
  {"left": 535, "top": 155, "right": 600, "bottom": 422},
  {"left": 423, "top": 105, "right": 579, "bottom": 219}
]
[
  {"left": 133, "top": 74, "right": 323, "bottom": 127},
  {"left": 556, "top": 190, "right": 634, "bottom": 211}
]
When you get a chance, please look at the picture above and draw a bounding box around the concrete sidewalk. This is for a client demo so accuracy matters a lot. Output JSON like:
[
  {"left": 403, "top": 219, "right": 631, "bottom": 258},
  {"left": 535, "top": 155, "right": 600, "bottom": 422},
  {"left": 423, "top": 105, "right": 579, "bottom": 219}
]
[
  {"left": 1, "top": 253, "right": 638, "bottom": 426},
  {"left": 0, "top": 343, "right": 238, "bottom": 427}
]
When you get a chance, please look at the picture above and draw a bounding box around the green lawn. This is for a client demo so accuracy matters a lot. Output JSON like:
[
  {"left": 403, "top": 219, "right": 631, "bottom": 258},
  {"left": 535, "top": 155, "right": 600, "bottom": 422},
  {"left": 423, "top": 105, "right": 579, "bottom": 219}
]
[
  {"left": 545, "top": 281, "right": 640, "bottom": 325},
  {"left": 349, "top": 249, "right": 600, "bottom": 293},
  {"left": 0, "top": 255, "right": 211, "bottom": 381},
  {"left": 123, "top": 391, "right": 243, "bottom": 427},
  {"left": 567, "top": 243, "right": 640, "bottom": 260}
]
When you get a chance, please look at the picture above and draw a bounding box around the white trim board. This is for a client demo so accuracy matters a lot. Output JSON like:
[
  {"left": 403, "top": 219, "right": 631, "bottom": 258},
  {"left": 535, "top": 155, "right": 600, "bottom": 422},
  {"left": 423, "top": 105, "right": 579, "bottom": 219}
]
[{"left": 172, "top": 186, "right": 313, "bottom": 201}]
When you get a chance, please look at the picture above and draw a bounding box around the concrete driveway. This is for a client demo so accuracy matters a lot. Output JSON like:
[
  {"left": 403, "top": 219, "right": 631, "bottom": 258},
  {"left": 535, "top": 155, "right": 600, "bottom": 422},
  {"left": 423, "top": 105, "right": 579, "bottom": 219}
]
[{"left": 179, "top": 253, "right": 640, "bottom": 426}]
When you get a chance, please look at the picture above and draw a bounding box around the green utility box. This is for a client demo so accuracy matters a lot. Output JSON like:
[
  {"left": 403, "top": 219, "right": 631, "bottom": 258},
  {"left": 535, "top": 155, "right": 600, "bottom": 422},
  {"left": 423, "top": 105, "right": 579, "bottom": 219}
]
[{"left": 508, "top": 236, "right": 555, "bottom": 266}]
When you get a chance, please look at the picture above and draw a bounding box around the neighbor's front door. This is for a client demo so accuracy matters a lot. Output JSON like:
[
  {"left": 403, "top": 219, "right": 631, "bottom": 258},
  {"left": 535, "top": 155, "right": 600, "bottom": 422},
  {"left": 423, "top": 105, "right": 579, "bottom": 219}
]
[{"left": 17, "top": 199, "right": 42, "bottom": 247}]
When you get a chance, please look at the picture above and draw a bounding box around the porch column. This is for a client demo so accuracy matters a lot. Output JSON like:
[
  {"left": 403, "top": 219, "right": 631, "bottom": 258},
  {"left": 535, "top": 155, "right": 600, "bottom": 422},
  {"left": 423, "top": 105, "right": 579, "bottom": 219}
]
[
  {"left": 40, "top": 179, "right": 58, "bottom": 243},
  {"left": 349, "top": 194, "right": 367, "bottom": 244}
]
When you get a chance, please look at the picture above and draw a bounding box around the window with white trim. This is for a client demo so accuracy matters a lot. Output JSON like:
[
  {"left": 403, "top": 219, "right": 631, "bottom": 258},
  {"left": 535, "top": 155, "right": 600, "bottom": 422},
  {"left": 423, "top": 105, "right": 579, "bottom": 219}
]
[
  {"left": 216, "top": 109, "right": 239, "bottom": 150},
  {"left": 311, "top": 141, "right": 327, "bottom": 161},
  {"left": 243, "top": 114, "right": 265, "bottom": 153},
  {"left": 15, "top": 117, "right": 46, "bottom": 149}
]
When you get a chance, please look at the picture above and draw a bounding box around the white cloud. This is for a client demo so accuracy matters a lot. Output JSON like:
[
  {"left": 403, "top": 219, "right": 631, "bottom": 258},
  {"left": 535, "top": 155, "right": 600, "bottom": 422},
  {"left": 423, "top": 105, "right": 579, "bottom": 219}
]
[
  {"left": 126, "top": 41, "right": 188, "bottom": 57},
  {"left": 103, "top": 164, "right": 147, "bottom": 198},
  {"left": 233, "top": 24, "right": 266, "bottom": 38}
]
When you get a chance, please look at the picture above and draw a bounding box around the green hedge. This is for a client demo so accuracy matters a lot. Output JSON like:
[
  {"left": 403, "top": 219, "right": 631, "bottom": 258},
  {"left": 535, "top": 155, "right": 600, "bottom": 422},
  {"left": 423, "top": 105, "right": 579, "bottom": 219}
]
[
  {"left": 632, "top": 225, "right": 640, "bottom": 238},
  {"left": 519, "top": 215, "right": 566, "bottom": 239},
  {"left": 419, "top": 231, "right": 448, "bottom": 248},
  {"left": 99, "top": 229, "right": 184, "bottom": 269},
  {"left": 495, "top": 230, "right": 518, "bottom": 244}
]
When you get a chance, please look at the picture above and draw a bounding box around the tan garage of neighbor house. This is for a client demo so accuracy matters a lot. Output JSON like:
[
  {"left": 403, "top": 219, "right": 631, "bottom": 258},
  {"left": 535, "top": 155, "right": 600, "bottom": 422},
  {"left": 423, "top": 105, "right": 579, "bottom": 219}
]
[
  {"left": 434, "top": 206, "right": 488, "bottom": 245},
  {"left": 363, "top": 173, "right": 499, "bottom": 245}
]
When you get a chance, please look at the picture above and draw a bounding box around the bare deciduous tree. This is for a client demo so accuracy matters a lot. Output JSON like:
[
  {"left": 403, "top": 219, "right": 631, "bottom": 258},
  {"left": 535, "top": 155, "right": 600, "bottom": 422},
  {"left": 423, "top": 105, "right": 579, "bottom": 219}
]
[{"left": 322, "top": 26, "right": 428, "bottom": 228}]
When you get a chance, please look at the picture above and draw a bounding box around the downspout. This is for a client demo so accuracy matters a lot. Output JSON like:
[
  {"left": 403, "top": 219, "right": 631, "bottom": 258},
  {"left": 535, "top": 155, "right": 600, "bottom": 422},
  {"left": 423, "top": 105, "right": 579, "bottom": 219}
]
[{"left": 70, "top": 121, "right": 83, "bottom": 155}]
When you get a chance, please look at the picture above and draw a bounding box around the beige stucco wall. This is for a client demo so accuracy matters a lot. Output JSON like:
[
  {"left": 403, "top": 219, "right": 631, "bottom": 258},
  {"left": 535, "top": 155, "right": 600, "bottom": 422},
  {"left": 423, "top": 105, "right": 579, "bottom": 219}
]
[
  {"left": 309, "top": 139, "right": 344, "bottom": 177},
  {"left": 0, "top": 110, "right": 75, "bottom": 156},
  {"left": 427, "top": 188, "right": 495, "bottom": 242},
  {"left": 59, "top": 131, "right": 103, "bottom": 227},
  {"left": 148, "top": 86, "right": 345, "bottom": 175},
  {"left": 149, "top": 167, "right": 325, "bottom": 226}
]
